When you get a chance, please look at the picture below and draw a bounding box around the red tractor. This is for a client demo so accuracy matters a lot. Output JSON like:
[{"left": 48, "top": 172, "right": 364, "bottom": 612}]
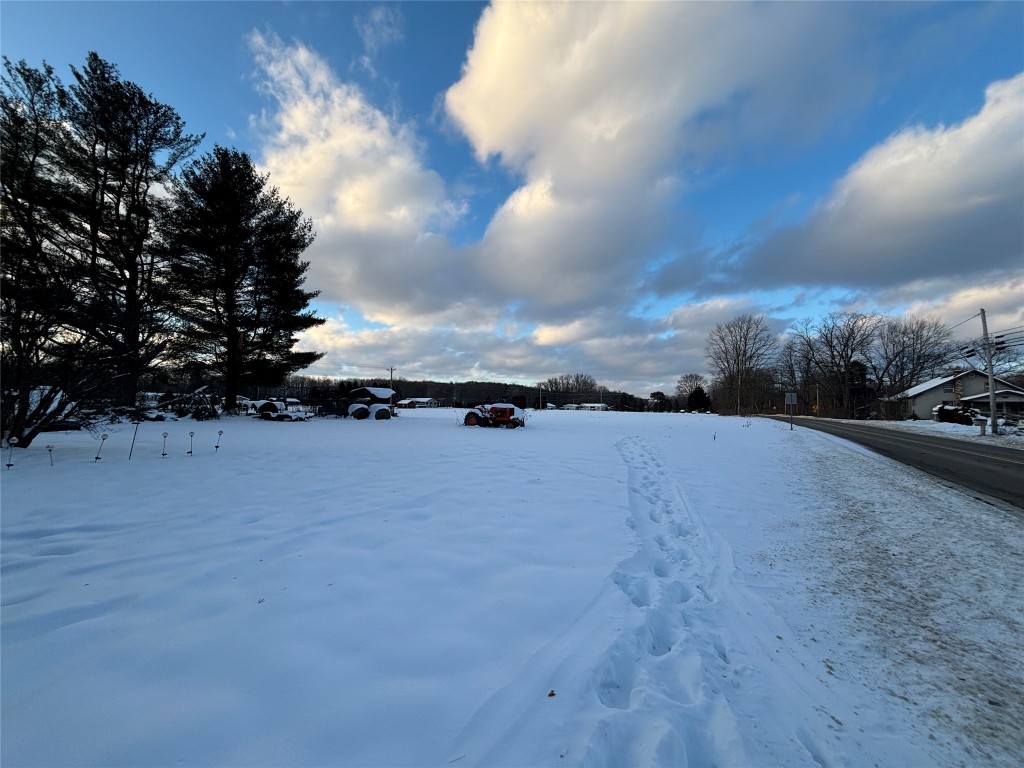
[{"left": 463, "top": 404, "right": 526, "bottom": 429}]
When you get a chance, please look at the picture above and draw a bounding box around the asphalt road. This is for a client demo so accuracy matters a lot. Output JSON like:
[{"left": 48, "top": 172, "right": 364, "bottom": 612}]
[{"left": 765, "top": 416, "right": 1024, "bottom": 512}]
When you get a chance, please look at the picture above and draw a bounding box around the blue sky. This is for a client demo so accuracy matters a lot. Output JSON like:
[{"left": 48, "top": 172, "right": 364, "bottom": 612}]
[{"left": 3, "top": 1, "right": 1022, "bottom": 395}]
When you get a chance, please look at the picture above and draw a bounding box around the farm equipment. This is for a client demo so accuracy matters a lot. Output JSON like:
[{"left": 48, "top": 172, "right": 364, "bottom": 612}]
[
  {"left": 463, "top": 404, "right": 525, "bottom": 429},
  {"left": 326, "top": 387, "right": 396, "bottom": 420},
  {"left": 251, "top": 399, "right": 312, "bottom": 421}
]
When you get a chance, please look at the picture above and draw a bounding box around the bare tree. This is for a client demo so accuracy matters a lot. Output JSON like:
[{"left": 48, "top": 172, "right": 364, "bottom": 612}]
[
  {"left": 674, "top": 372, "right": 708, "bottom": 401},
  {"left": 705, "top": 314, "right": 778, "bottom": 415},
  {"left": 794, "top": 313, "right": 880, "bottom": 418},
  {"left": 776, "top": 336, "right": 816, "bottom": 414},
  {"left": 868, "top": 316, "right": 952, "bottom": 417},
  {"left": 541, "top": 372, "right": 600, "bottom": 393}
]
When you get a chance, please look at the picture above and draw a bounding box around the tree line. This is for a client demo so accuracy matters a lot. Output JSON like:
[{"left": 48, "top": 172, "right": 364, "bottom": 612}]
[
  {"left": 697, "top": 311, "right": 1022, "bottom": 419},
  {"left": 1, "top": 54, "right": 323, "bottom": 446},
  {"left": 261, "top": 373, "right": 647, "bottom": 412}
]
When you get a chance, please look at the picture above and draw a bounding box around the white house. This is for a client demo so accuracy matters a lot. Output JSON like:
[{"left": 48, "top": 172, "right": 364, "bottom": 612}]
[
  {"left": 578, "top": 403, "right": 610, "bottom": 411},
  {"left": 888, "top": 369, "right": 1023, "bottom": 420},
  {"left": 960, "top": 390, "right": 1024, "bottom": 420}
]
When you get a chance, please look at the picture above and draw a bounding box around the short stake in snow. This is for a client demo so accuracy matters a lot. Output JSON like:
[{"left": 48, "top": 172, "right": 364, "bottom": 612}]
[
  {"left": 5, "top": 436, "right": 18, "bottom": 469},
  {"left": 215, "top": 430, "right": 223, "bottom": 452},
  {"left": 161, "top": 432, "right": 168, "bottom": 458},
  {"left": 128, "top": 421, "right": 141, "bottom": 461},
  {"left": 95, "top": 433, "right": 108, "bottom": 461},
  {"left": 46, "top": 444, "right": 54, "bottom": 466},
  {"left": 187, "top": 431, "right": 195, "bottom": 456}
]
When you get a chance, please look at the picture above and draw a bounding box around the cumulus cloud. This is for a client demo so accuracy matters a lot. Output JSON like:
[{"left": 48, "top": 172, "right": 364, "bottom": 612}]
[
  {"left": 445, "top": 1, "right": 877, "bottom": 320},
  {"left": 729, "top": 72, "right": 1024, "bottom": 291},
  {"left": 445, "top": 3, "right": 871, "bottom": 180},
  {"left": 253, "top": 4, "right": 1018, "bottom": 395},
  {"left": 887, "top": 275, "right": 1024, "bottom": 342},
  {"left": 253, "top": 4, "right": 877, "bottom": 332},
  {"left": 296, "top": 311, "right": 712, "bottom": 395},
  {"left": 248, "top": 30, "right": 483, "bottom": 326}
]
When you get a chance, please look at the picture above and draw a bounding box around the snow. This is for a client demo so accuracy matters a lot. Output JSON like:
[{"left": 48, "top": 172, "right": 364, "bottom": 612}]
[
  {"left": 808, "top": 414, "right": 1024, "bottom": 448},
  {"left": 2, "top": 410, "right": 1022, "bottom": 767},
  {"left": 357, "top": 387, "right": 397, "bottom": 400}
]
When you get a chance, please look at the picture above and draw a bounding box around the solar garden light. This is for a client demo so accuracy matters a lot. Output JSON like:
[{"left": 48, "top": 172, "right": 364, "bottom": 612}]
[
  {"left": 46, "top": 444, "right": 54, "bottom": 466},
  {"left": 5, "top": 436, "right": 18, "bottom": 469},
  {"left": 187, "top": 431, "right": 195, "bottom": 456},
  {"left": 161, "top": 432, "right": 168, "bottom": 458},
  {"left": 215, "top": 430, "right": 223, "bottom": 452},
  {"left": 95, "top": 434, "right": 108, "bottom": 461}
]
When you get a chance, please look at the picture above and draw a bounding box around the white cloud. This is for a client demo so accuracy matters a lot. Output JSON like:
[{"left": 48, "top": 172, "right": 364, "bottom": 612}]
[
  {"left": 249, "top": 3, "right": 884, "bottom": 337},
  {"left": 444, "top": 2, "right": 879, "bottom": 320},
  {"left": 251, "top": 6, "right": 1019, "bottom": 395},
  {"left": 736, "top": 72, "right": 1024, "bottom": 290},
  {"left": 446, "top": 2, "right": 872, "bottom": 180},
  {"left": 893, "top": 276, "right": 1024, "bottom": 343},
  {"left": 532, "top": 317, "right": 598, "bottom": 347},
  {"left": 250, "top": 30, "right": 441, "bottom": 235},
  {"left": 355, "top": 5, "right": 404, "bottom": 58},
  {"left": 248, "top": 30, "right": 485, "bottom": 326}
]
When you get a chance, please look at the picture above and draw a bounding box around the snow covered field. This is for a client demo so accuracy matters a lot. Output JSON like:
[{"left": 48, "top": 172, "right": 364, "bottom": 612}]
[{"left": 2, "top": 409, "right": 1021, "bottom": 767}]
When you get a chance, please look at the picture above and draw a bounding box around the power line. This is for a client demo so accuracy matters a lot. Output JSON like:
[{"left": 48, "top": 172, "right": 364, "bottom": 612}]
[{"left": 948, "top": 312, "right": 981, "bottom": 331}]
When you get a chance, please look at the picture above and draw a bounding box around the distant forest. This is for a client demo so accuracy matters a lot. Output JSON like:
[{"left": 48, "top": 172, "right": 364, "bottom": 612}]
[{"left": 235, "top": 375, "right": 649, "bottom": 412}]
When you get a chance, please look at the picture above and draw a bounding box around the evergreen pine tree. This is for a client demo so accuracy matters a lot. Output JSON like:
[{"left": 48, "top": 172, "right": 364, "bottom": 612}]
[
  {"left": 165, "top": 146, "right": 324, "bottom": 410},
  {"left": 54, "top": 53, "right": 203, "bottom": 406}
]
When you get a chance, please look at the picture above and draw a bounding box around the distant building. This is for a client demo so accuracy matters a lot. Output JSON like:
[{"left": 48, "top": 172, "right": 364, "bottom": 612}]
[{"left": 396, "top": 397, "right": 440, "bottom": 409}]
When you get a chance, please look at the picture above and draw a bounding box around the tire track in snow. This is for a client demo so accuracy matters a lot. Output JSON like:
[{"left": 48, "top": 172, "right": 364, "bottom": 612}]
[{"left": 571, "top": 436, "right": 749, "bottom": 766}]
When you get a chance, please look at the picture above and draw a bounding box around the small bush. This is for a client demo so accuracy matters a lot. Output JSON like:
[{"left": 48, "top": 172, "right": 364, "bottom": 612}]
[{"left": 933, "top": 405, "right": 976, "bottom": 426}]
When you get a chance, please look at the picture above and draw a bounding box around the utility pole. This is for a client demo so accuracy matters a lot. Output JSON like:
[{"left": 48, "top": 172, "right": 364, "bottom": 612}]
[{"left": 980, "top": 309, "right": 999, "bottom": 435}]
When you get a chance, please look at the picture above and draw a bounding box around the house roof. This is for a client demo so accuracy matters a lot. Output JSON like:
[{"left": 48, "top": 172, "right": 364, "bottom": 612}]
[{"left": 960, "top": 389, "right": 1024, "bottom": 403}]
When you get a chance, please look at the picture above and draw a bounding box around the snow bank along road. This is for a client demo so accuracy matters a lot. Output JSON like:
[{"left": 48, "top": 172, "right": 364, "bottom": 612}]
[
  {"left": 765, "top": 415, "right": 1024, "bottom": 511},
  {"left": 2, "top": 410, "right": 1022, "bottom": 767}
]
